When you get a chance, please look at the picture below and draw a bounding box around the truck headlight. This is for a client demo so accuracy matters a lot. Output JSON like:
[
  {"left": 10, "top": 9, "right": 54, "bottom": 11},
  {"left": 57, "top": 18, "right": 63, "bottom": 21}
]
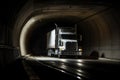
[
  {"left": 79, "top": 48, "right": 82, "bottom": 52},
  {"left": 60, "top": 46, "right": 65, "bottom": 50}
]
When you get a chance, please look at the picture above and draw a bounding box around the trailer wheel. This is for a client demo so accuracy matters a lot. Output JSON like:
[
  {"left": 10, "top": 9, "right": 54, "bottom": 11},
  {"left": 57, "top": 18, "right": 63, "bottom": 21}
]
[
  {"left": 48, "top": 49, "right": 54, "bottom": 57},
  {"left": 58, "top": 54, "right": 61, "bottom": 58}
]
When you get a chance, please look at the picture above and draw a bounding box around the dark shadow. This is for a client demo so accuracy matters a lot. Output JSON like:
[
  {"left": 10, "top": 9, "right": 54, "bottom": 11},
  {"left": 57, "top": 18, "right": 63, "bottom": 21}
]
[
  {"left": 89, "top": 50, "right": 99, "bottom": 59},
  {"left": 101, "top": 53, "right": 105, "bottom": 58}
]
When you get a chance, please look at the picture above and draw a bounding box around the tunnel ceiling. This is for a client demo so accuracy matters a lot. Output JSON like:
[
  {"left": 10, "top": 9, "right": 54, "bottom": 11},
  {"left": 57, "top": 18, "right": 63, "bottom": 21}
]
[
  {"left": 0, "top": 0, "right": 113, "bottom": 26},
  {"left": 26, "top": 2, "right": 110, "bottom": 37}
]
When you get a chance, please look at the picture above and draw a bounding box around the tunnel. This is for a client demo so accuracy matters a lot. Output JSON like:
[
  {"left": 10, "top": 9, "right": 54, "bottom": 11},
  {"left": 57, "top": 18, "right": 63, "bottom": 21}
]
[
  {"left": 11, "top": 0, "right": 120, "bottom": 59},
  {"left": 0, "top": 0, "right": 120, "bottom": 80},
  {"left": 10, "top": 1, "right": 120, "bottom": 59}
]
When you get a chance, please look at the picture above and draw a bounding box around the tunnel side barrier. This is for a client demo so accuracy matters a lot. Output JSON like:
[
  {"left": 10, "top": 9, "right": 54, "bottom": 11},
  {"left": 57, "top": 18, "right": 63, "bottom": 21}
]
[{"left": 0, "top": 45, "right": 21, "bottom": 68}]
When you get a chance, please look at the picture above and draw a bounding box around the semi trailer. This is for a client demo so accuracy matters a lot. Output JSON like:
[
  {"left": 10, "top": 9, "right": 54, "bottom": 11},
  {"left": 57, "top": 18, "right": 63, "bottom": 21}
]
[{"left": 47, "top": 24, "right": 82, "bottom": 57}]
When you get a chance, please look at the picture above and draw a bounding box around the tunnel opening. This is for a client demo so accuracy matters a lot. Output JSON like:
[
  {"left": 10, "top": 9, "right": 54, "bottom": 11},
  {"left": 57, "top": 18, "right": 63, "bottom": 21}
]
[
  {"left": 18, "top": 13, "right": 104, "bottom": 58},
  {"left": 27, "top": 16, "right": 83, "bottom": 56},
  {"left": 20, "top": 15, "right": 101, "bottom": 58}
]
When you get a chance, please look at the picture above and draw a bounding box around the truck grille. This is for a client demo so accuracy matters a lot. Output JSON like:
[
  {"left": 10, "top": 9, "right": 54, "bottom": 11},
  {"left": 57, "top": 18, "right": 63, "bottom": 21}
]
[
  {"left": 61, "top": 42, "right": 81, "bottom": 55},
  {"left": 66, "top": 42, "right": 77, "bottom": 51}
]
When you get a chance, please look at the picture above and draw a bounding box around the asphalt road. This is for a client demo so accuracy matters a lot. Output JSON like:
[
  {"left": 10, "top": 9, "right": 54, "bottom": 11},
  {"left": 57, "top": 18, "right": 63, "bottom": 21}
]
[{"left": 25, "top": 57, "right": 120, "bottom": 80}]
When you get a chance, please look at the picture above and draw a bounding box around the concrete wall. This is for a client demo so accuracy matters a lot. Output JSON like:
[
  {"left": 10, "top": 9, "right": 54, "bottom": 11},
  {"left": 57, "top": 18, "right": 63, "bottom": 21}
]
[
  {"left": 81, "top": 8, "right": 120, "bottom": 59},
  {"left": 0, "top": 24, "right": 20, "bottom": 68}
]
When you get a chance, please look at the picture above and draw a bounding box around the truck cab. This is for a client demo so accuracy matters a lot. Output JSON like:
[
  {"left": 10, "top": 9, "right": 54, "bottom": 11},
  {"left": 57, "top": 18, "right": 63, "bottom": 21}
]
[{"left": 47, "top": 25, "right": 81, "bottom": 57}]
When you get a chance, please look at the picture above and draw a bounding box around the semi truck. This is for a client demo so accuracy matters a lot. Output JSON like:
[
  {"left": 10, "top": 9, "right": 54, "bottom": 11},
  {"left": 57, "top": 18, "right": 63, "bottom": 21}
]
[{"left": 47, "top": 24, "right": 82, "bottom": 57}]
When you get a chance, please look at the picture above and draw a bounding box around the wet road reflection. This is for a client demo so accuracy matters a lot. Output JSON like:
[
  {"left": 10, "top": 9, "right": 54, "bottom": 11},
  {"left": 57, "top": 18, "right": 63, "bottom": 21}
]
[{"left": 25, "top": 56, "right": 120, "bottom": 80}]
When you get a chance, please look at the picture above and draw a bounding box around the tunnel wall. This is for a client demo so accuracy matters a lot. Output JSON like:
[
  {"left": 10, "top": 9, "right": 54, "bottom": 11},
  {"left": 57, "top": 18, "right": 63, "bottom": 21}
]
[
  {"left": 0, "top": 47, "right": 20, "bottom": 68},
  {"left": 13, "top": 0, "right": 120, "bottom": 59},
  {"left": 0, "top": 24, "right": 20, "bottom": 68},
  {"left": 13, "top": 0, "right": 34, "bottom": 47},
  {"left": 82, "top": 8, "right": 120, "bottom": 59}
]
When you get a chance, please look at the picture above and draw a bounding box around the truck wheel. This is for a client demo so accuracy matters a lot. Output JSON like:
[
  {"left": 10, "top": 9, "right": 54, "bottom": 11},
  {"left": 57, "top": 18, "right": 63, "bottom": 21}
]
[
  {"left": 48, "top": 52, "right": 51, "bottom": 56},
  {"left": 48, "top": 49, "right": 54, "bottom": 57},
  {"left": 58, "top": 54, "right": 61, "bottom": 58}
]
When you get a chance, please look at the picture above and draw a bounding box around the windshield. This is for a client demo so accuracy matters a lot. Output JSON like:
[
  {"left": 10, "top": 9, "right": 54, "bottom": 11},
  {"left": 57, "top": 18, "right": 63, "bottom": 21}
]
[
  {"left": 61, "top": 28, "right": 75, "bottom": 33},
  {"left": 61, "top": 34, "right": 77, "bottom": 40}
]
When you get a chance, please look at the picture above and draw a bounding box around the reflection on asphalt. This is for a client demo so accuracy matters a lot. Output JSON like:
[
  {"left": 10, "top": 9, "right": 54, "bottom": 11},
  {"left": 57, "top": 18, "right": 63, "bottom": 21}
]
[{"left": 25, "top": 56, "right": 120, "bottom": 80}]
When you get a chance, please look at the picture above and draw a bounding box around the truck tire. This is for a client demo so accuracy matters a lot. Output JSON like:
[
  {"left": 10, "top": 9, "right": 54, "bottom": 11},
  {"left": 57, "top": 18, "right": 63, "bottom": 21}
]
[
  {"left": 58, "top": 54, "right": 61, "bottom": 58},
  {"left": 48, "top": 49, "right": 54, "bottom": 57}
]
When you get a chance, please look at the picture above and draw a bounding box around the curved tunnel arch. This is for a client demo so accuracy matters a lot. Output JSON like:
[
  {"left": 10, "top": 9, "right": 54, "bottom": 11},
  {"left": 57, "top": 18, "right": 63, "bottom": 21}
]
[
  {"left": 12, "top": 1, "right": 120, "bottom": 59},
  {"left": 19, "top": 13, "right": 111, "bottom": 57},
  {"left": 19, "top": 13, "right": 88, "bottom": 56}
]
